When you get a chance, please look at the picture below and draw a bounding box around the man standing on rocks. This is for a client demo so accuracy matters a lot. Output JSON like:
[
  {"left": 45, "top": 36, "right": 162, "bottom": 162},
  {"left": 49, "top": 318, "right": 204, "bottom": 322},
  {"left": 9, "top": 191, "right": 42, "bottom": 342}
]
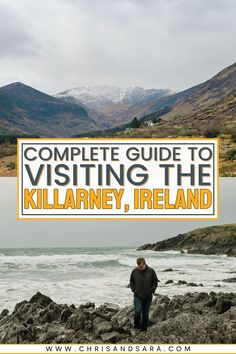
[{"left": 130, "top": 257, "right": 158, "bottom": 333}]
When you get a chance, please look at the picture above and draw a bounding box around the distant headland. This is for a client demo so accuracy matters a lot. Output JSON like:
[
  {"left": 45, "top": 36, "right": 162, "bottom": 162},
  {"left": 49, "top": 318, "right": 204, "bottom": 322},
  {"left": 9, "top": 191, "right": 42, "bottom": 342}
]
[{"left": 137, "top": 224, "right": 236, "bottom": 257}]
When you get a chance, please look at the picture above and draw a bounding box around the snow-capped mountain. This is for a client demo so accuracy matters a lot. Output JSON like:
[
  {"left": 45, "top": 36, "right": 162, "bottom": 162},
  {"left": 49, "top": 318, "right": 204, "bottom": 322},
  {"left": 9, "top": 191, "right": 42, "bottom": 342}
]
[
  {"left": 55, "top": 85, "right": 171, "bottom": 128},
  {"left": 56, "top": 85, "right": 170, "bottom": 110}
]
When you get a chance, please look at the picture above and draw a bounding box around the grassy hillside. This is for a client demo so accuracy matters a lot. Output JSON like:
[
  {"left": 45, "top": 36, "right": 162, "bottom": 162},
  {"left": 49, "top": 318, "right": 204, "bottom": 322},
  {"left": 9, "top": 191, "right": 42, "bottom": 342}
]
[
  {"left": 0, "top": 82, "right": 101, "bottom": 137},
  {"left": 138, "top": 224, "right": 236, "bottom": 256}
]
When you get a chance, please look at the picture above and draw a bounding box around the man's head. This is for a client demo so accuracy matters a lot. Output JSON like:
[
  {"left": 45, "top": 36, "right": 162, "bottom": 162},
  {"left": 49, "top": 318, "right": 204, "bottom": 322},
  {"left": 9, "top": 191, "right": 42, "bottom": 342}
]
[{"left": 137, "top": 257, "right": 147, "bottom": 270}]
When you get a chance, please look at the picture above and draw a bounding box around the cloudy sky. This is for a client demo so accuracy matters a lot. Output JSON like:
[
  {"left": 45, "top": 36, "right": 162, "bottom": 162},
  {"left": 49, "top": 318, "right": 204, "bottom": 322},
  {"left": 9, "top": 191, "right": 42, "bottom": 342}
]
[
  {"left": 0, "top": 178, "right": 235, "bottom": 248},
  {"left": 0, "top": 0, "right": 235, "bottom": 94}
]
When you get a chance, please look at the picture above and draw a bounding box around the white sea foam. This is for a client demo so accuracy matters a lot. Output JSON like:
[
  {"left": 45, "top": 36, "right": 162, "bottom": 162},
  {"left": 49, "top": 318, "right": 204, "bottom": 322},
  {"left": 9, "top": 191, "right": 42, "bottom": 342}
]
[{"left": 0, "top": 248, "right": 235, "bottom": 312}]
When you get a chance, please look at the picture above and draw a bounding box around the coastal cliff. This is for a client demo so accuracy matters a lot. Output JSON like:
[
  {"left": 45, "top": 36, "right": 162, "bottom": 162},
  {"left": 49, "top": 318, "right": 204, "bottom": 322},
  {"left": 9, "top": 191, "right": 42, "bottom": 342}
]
[
  {"left": 0, "top": 291, "right": 236, "bottom": 343},
  {"left": 137, "top": 224, "right": 236, "bottom": 256}
]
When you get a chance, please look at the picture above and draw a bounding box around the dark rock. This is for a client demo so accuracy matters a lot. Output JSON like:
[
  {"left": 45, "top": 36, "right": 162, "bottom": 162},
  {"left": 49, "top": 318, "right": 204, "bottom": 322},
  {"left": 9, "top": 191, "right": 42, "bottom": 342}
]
[
  {"left": 37, "top": 324, "right": 66, "bottom": 343},
  {"left": 81, "top": 302, "right": 95, "bottom": 309},
  {"left": 215, "top": 298, "right": 232, "bottom": 314},
  {"left": 209, "top": 291, "right": 217, "bottom": 297},
  {"left": 137, "top": 243, "right": 152, "bottom": 251},
  {"left": 226, "top": 249, "right": 236, "bottom": 257},
  {"left": 13, "top": 300, "right": 28, "bottom": 315},
  {"left": 61, "top": 308, "right": 73, "bottom": 323},
  {"left": 205, "top": 297, "right": 217, "bottom": 308},
  {"left": 163, "top": 268, "right": 173, "bottom": 272},
  {"left": 26, "top": 317, "right": 34, "bottom": 325},
  {"left": 157, "top": 295, "right": 170, "bottom": 305},
  {"left": 195, "top": 292, "right": 209, "bottom": 303},
  {"left": 150, "top": 304, "right": 167, "bottom": 323},
  {"left": 165, "top": 280, "right": 174, "bottom": 284},
  {"left": 39, "top": 303, "right": 62, "bottom": 324},
  {"left": 94, "top": 304, "right": 117, "bottom": 321},
  {"left": 1, "top": 291, "right": 236, "bottom": 344},
  {"left": 111, "top": 306, "right": 133, "bottom": 330},
  {"left": 187, "top": 282, "right": 198, "bottom": 287},
  {"left": 66, "top": 308, "right": 84, "bottom": 331},
  {"left": 177, "top": 280, "right": 187, "bottom": 285},
  {"left": 222, "top": 307, "right": 236, "bottom": 320},
  {"left": 0, "top": 309, "right": 9, "bottom": 318},
  {"left": 222, "top": 277, "right": 236, "bottom": 283},
  {"left": 6, "top": 323, "right": 35, "bottom": 343},
  {"left": 93, "top": 317, "right": 113, "bottom": 336},
  {"left": 231, "top": 298, "right": 236, "bottom": 306},
  {"left": 149, "top": 312, "right": 234, "bottom": 343},
  {"left": 29, "top": 292, "right": 53, "bottom": 307}
]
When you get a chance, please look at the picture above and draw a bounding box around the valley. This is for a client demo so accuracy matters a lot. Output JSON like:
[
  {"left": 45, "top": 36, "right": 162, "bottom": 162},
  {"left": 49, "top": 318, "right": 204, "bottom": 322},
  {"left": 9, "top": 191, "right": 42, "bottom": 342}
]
[{"left": 0, "top": 62, "right": 235, "bottom": 176}]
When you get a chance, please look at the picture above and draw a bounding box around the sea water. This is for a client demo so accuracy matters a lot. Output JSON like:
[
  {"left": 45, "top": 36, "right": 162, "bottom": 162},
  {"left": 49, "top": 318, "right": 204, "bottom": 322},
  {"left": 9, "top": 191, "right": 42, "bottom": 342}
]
[{"left": 0, "top": 247, "right": 235, "bottom": 312}]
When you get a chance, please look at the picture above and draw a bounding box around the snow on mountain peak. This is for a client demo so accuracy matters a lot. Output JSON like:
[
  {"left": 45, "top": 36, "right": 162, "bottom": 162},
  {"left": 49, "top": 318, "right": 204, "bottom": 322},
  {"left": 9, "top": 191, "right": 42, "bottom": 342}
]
[{"left": 56, "top": 85, "right": 170, "bottom": 107}]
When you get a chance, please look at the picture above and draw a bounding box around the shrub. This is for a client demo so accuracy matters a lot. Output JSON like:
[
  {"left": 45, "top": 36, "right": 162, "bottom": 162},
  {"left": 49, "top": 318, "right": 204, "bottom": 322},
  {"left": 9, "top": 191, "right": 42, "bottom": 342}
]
[
  {"left": 131, "top": 117, "right": 141, "bottom": 129},
  {"left": 231, "top": 126, "right": 236, "bottom": 143},
  {"left": 226, "top": 148, "right": 236, "bottom": 160},
  {"left": 6, "top": 162, "right": 16, "bottom": 170},
  {"left": 203, "top": 128, "right": 220, "bottom": 138}
]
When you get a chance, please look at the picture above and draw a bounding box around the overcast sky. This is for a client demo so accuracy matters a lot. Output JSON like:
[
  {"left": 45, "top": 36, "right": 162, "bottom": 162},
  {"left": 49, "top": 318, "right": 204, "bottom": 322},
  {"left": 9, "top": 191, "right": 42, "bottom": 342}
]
[
  {"left": 0, "top": 0, "right": 235, "bottom": 94},
  {"left": 0, "top": 178, "right": 235, "bottom": 248}
]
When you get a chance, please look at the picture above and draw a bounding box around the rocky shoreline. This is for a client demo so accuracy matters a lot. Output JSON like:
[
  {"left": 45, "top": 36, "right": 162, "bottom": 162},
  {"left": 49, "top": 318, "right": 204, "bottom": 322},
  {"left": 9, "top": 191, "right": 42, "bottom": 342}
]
[
  {"left": 137, "top": 224, "right": 236, "bottom": 256},
  {"left": 0, "top": 291, "right": 236, "bottom": 344}
]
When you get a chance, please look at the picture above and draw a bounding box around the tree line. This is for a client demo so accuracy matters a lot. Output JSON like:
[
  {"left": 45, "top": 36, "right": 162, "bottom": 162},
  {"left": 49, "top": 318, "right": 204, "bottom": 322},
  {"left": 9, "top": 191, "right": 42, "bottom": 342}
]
[{"left": 0, "top": 134, "right": 40, "bottom": 144}]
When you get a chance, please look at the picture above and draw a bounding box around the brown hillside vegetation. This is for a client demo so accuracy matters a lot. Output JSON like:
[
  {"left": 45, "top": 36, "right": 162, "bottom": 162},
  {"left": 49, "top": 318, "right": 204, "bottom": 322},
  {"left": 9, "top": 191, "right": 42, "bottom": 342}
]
[{"left": 0, "top": 63, "right": 235, "bottom": 176}]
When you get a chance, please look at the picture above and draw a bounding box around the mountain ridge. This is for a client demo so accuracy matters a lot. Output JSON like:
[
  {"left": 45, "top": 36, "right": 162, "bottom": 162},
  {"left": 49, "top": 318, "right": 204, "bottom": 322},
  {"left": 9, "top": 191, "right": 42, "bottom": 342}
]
[
  {"left": 70, "top": 62, "right": 236, "bottom": 138},
  {"left": 0, "top": 62, "right": 235, "bottom": 138},
  {"left": 56, "top": 85, "right": 171, "bottom": 106},
  {"left": 136, "top": 62, "right": 236, "bottom": 131},
  {"left": 0, "top": 82, "right": 102, "bottom": 137},
  {"left": 56, "top": 85, "right": 171, "bottom": 127}
]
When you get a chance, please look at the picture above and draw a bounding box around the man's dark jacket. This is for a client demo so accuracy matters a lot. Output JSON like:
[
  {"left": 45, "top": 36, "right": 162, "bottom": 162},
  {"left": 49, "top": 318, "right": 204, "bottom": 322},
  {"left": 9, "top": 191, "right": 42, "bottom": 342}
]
[{"left": 130, "top": 265, "right": 158, "bottom": 299}]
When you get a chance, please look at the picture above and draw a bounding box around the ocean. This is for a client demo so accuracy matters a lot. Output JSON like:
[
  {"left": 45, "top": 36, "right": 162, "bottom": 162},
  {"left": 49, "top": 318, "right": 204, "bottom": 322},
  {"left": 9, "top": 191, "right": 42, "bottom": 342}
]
[{"left": 0, "top": 247, "right": 235, "bottom": 312}]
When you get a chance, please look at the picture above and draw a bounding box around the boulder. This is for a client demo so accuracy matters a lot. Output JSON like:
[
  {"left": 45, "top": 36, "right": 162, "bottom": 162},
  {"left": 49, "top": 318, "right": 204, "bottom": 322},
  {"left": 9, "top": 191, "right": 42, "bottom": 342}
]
[
  {"left": 66, "top": 309, "right": 85, "bottom": 331},
  {"left": 177, "top": 280, "right": 187, "bottom": 285},
  {"left": 0, "top": 309, "right": 9, "bottom": 319},
  {"left": 93, "top": 317, "right": 113, "bottom": 336},
  {"left": 215, "top": 298, "right": 232, "bottom": 314},
  {"left": 39, "top": 303, "right": 63, "bottom": 324},
  {"left": 60, "top": 307, "right": 73, "bottom": 323},
  {"left": 29, "top": 292, "right": 53, "bottom": 307},
  {"left": 103, "top": 303, "right": 120, "bottom": 312},
  {"left": 101, "top": 331, "right": 121, "bottom": 343}
]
